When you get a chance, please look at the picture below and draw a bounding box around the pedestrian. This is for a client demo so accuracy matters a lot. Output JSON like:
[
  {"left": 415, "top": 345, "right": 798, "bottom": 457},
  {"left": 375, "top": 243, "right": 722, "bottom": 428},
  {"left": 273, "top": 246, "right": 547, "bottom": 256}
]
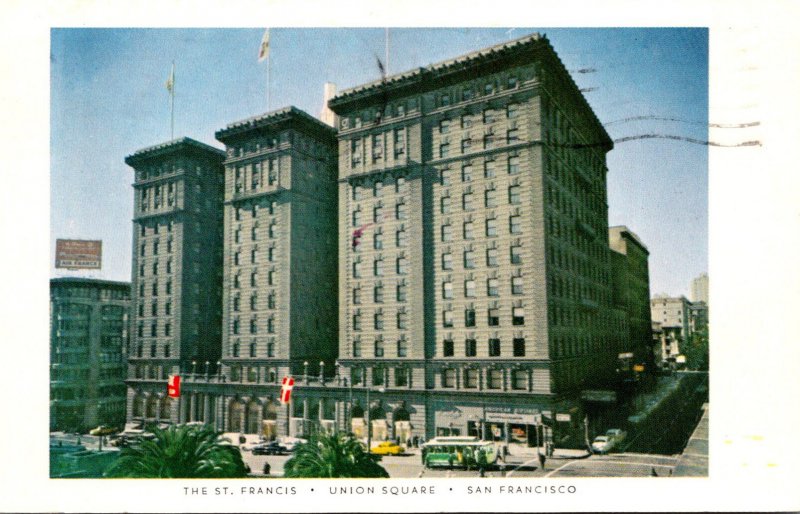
[
  {"left": 263, "top": 463, "right": 271, "bottom": 475},
  {"left": 538, "top": 452, "right": 546, "bottom": 471},
  {"left": 650, "top": 467, "right": 658, "bottom": 477}
]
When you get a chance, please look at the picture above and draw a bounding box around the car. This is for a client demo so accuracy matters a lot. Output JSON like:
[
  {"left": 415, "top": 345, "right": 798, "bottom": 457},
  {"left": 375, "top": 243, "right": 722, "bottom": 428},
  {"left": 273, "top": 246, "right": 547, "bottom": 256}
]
[
  {"left": 276, "top": 437, "right": 307, "bottom": 452},
  {"left": 252, "top": 442, "right": 289, "bottom": 456},
  {"left": 89, "top": 425, "right": 118, "bottom": 436},
  {"left": 591, "top": 435, "right": 615, "bottom": 454},
  {"left": 370, "top": 441, "right": 405, "bottom": 456}
]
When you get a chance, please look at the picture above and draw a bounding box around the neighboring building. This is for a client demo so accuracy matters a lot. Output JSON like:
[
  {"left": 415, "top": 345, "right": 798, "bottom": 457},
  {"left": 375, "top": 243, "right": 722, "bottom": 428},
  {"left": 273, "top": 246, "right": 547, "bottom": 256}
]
[
  {"left": 50, "top": 278, "right": 130, "bottom": 432},
  {"left": 691, "top": 273, "right": 709, "bottom": 305},
  {"left": 689, "top": 301, "right": 708, "bottom": 334},
  {"left": 124, "top": 138, "right": 225, "bottom": 425},
  {"left": 327, "top": 32, "right": 624, "bottom": 446},
  {"left": 608, "top": 226, "right": 653, "bottom": 370},
  {"left": 213, "top": 107, "right": 339, "bottom": 437},
  {"left": 650, "top": 295, "right": 691, "bottom": 366}
]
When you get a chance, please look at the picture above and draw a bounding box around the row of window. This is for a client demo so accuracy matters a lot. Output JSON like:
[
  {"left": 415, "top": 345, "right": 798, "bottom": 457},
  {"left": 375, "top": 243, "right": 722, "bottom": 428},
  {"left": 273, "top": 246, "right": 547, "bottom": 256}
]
[
  {"left": 443, "top": 306, "right": 525, "bottom": 328},
  {"left": 348, "top": 366, "right": 409, "bottom": 387},
  {"left": 232, "top": 292, "right": 277, "bottom": 312},
  {"left": 232, "top": 269, "right": 277, "bottom": 288},
  {"left": 138, "top": 300, "right": 172, "bottom": 317},
  {"left": 351, "top": 176, "right": 407, "bottom": 201},
  {"left": 442, "top": 276, "right": 524, "bottom": 299},
  {"left": 231, "top": 316, "right": 277, "bottom": 335},
  {"left": 352, "top": 309, "right": 409, "bottom": 331},
  {"left": 440, "top": 367, "right": 528, "bottom": 390},
  {"left": 351, "top": 201, "right": 407, "bottom": 227},
  {"left": 441, "top": 337, "right": 526, "bottom": 358},
  {"left": 352, "top": 338, "right": 409, "bottom": 358},
  {"left": 352, "top": 281, "right": 408, "bottom": 304},
  {"left": 138, "top": 279, "right": 173, "bottom": 297},
  {"left": 233, "top": 201, "right": 278, "bottom": 221},
  {"left": 232, "top": 159, "right": 279, "bottom": 193},
  {"left": 232, "top": 242, "right": 278, "bottom": 266},
  {"left": 440, "top": 190, "right": 524, "bottom": 214},
  {"left": 137, "top": 322, "right": 172, "bottom": 338},
  {"left": 230, "top": 340, "right": 277, "bottom": 358},
  {"left": 439, "top": 158, "right": 520, "bottom": 185},
  {"left": 139, "top": 258, "right": 173, "bottom": 277},
  {"left": 349, "top": 128, "right": 406, "bottom": 165},
  {"left": 441, "top": 246, "right": 522, "bottom": 270},
  {"left": 438, "top": 130, "right": 523, "bottom": 158},
  {"left": 139, "top": 237, "right": 174, "bottom": 257}
]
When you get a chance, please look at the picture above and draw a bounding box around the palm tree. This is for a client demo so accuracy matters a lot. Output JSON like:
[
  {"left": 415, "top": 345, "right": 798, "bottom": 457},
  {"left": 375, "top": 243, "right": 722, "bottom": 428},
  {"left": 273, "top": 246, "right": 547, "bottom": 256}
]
[
  {"left": 283, "top": 432, "right": 389, "bottom": 478},
  {"left": 104, "top": 424, "right": 248, "bottom": 478}
]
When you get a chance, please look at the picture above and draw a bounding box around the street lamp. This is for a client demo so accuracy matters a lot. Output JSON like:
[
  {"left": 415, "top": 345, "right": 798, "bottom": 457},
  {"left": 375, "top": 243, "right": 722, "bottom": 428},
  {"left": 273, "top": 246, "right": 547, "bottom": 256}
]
[
  {"left": 205, "top": 361, "right": 210, "bottom": 379},
  {"left": 216, "top": 361, "right": 222, "bottom": 380},
  {"left": 319, "top": 361, "right": 325, "bottom": 384},
  {"left": 191, "top": 360, "right": 197, "bottom": 378},
  {"left": 365, "top": 385, "right": 386, "bottom": 452},
  {"left": 303, "top": 361, "right": 309, "bottom": 383}
]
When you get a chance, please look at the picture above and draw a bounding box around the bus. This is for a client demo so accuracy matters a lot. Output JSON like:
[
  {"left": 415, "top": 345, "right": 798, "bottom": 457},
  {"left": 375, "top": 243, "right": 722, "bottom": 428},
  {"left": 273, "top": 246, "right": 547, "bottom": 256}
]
[{"left": 421, "top": 436, "right": 498, "bottom": 468}]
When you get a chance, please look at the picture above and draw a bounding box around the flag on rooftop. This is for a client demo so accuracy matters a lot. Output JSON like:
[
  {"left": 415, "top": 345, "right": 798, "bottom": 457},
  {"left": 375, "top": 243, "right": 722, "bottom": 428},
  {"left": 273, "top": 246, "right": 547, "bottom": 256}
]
[
  {"left": 166, "top": 63, "right": 174, "bottom": 93},
  {"left": 258, "top": 29, "right": 270, "bottom": 62}
]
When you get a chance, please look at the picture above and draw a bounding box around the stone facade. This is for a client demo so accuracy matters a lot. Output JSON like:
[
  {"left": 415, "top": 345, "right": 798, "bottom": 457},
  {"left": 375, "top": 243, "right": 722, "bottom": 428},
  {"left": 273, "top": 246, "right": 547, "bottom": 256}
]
[
  {"left": 50, "top": 278, "right": 130, "bottom": 431},
  {"left": 124, "top": 138, "right": 225, "bottom": 424},
  {"left": 650, "top": 295, "right": 692, "bottom": 365}
]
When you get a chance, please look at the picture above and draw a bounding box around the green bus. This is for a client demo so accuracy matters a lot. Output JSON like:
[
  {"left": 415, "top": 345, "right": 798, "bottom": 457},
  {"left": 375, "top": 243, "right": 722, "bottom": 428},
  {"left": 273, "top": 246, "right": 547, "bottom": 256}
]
[{"left": 421, "top": 436, "right": 498, "bottom": 468}]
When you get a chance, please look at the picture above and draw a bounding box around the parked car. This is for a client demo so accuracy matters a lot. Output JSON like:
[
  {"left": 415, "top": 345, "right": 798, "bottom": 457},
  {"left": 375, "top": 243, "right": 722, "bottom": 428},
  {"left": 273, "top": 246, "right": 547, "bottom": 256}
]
[
  {"left": 89, "top": 425, "right": 118, "bottom": 436},
  {"left": 276, "top": 436, "right": 307, "bottom": 452},
  {"left": 370, "top": 441, "right": 406, "bottom": 456},
  {"left": 591, "top": 435, "right": 614, "bottom": 454},
  {"left": 605, "top": 428, "right": 627, "bottom": 443},
  {"left": 252, "top": 442, "right": 289, "bottom": 455}
]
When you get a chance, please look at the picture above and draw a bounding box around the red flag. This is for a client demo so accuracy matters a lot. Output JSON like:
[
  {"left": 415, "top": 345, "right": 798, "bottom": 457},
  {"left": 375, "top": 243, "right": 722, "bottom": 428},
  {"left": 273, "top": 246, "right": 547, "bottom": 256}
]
[
  {"left": 279, "top": 376, "right": 295, "bottom": 404},
  {"left": 167, "top": 375, "right": 181, "bottom": 398}
]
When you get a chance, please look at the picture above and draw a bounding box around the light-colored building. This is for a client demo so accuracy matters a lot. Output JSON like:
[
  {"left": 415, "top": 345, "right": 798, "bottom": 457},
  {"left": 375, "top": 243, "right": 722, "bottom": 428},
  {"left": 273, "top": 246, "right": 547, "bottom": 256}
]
[
  {"left": 650, "top": 295, "right": 691, "bottom": 366},
  {"left": 691, "top": 273, "right": 709, "bottom": 305},
  {"left": 213, "top": 107, "right": 339, "bottom": 437},
  {"left": 327, "top": 32, "right": 625, "bottom": 445},
  {"left": 124, "top": 138, "right": 226, "bottom": 425},
  {"left": 50, "top": 278, "right": 130, "bottom": 432}
]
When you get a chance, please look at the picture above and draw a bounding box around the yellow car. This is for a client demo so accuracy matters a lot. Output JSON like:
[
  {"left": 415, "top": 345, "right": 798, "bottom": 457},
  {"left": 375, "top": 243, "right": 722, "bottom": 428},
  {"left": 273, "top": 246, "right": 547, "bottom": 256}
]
[{"left": 370, "top": 441, "right": 405, "bottom": 455}]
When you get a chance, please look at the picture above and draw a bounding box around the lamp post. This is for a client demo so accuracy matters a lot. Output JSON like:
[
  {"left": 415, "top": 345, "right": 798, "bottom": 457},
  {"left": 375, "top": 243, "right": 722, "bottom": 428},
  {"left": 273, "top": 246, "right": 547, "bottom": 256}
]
[
  {"left": 365, "top": 385, "right": 386, "bottom": 452},
  {"left": 191, "top": 360, "right": 197, "bottom": 378},
  {"left": 217, "top": 361, "right": 222, "bottom": 381},
  {"left": 303, "top": 361, "right": 309, "bottom": 383},
  {"left": 319, "top": 361, "right": 325, "bottom": 384},
  {"left": 205, "top": 361, "right": 210, "bottom": 379}
]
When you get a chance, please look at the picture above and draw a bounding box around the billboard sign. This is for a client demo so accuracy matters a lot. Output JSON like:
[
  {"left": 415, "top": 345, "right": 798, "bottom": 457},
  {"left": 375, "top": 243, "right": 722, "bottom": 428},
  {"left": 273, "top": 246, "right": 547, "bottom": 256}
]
[{"left": 55, "top": 239, "right": 102, "bottom": 269}]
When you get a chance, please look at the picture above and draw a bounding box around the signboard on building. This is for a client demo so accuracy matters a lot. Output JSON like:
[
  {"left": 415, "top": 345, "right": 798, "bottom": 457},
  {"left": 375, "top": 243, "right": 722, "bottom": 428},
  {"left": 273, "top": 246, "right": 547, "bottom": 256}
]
[
  {"left": 55, "top": 239, "right": 102, "bottom": 269},
  {"left": 485, "top": 409, "right": 542, "bottom": 425},
  {"left": 580, "top": 390, "right": 617, "bottom": 403}
]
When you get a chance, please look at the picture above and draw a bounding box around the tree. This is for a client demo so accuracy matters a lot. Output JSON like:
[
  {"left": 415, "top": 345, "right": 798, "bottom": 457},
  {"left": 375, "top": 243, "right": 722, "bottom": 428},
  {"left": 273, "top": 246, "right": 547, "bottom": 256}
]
[
  {"left": 104, "top": 424, "right": 248, "bottom": 478},
  {"left": 283, "top": 432, "right": 389, "bottom": 478},
  {"left": 684, "top": 327, "right": 709, "bottom": 371}
]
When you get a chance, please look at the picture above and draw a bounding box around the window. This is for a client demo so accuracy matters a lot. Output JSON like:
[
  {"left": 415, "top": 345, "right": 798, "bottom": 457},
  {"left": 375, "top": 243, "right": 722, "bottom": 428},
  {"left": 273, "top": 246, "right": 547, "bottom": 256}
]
[
  {"left": 395, "top": 367, "right": 408, "bottom": 386},
  {"left": 511, "top": 245, "right": 522, "bottom": 264},
  {"left": 485, "top": 189, "right": 497, "bottom": 208},
  {"left": 513, "top": 307, "right": 525, "bottom": 326},
  {"left": 465, "top": 338, "right": 477, "bottom": 357},
  {"left": 488, "top": 278, "right": 499, "bottom": 297},
  {"left": 269, "top": 222, "right": 277, "bottom": 239},
  {"left": 250, "top": 318, "right": 258, "bottom": 334},
  {"left": 488, "top": 308, "right": 500, "bottom": 326},
  {"left": 396, "top": 229, "right": 407, "bottom": 247},
  {"left": 443, "top": 340, "right": 454, "bottom": 357},
  {"left": 441, "top": 223, "right": 453, "bottom": 242},
  {"left": 464, "top": 368, "right": 478, "bottom": 388},
  {"left": 166, "top": 259, "right": 172, "bottom": 274},
  {"left": 486, "top": 217, "right": 498, "bottom": 237},
  {"left": 374, "top": 340, "right": 384, "bottom": 357},
  {"left": 351, "top": 139, "right": 362, "bottom": 165},
  {"left": 396, "top": 256, "right": 408, "bottom": 275},
  {"left": 234, "top": 251, "right": 241, "bottom": 266},
  {"left": 138, "top": 303, "right": 144, "bottom": 317},
  {"left": 150, "top": 344, "right": 156, "bottom": 357},
  {"left": 353, "top": 312, "right": 362, "bottom": 331},
  {"left": 373, "top": 230, "right": 383, "bottom": 250},
  {"left": 462, "top": 192, "right": 474, "bottom": 211},
  {"left": 373, "top": 367, "right": 385, "bottom": 386},
  {"left": 489, "top": 338, "right": 501, "bottom": 357},
  {"left": 465, "top": 308, "right": 476, "bottom": 327},
  {"left": 251, "top": 226, "right": 258, "bottom": 241},
  {"left": 353, "top": 287, "right": 361, "bottom": 304},
  {"left": 484, "top": 83, "right": 494, "bottom": 95},
  {"left": 465, "top": 279, "right": 476, "bottom": 297},
  {"left": 443, "top": 309, "right": 454, "bottom": 328},
  {"left": 374, "top": 312, "right": 384, "bottom": 330},
  {"left": 164, "top": 344, "right": 171, "bottom": 358},
  {"left": 510, "top": 215, "right": 522, "bottom": 234},
  {"left": 250, "top": 271, "right": 257, "bottom": 287},
  {"left": 374, "top": 283, "right": 384, "bottom": 303},
  {"left": 396, "top": 201, "right": 407, "bottom": 220},
  {"left": 353, "top": 260, "right": 362, "bottom": 278},
  {"left": 441, "top": 94, "right": 450, "bottom": 107},
  {"left": 268, "top": 293, "right": 275, "bottom": 309},
  {"left": 152, "top": 281, "right": 158, "bottom": 296},
  {"left": 439, "top": 143, "right": 450, "bottom": 158},
  {"left": 507, "top": 128, "right": 520, "bottom": 144},
  {"left": 464, "top": 250, "right": 476, "bottom": 269},
  {"left": 394, "top": 129, "right": 406, "bottom": 156},
  {"left": 513, "top": 337, "right": 526, "bottom": 357},
  {"left": 442, "top": 252, "right": 453, "bottom": 270},
  {"left": 397, "top": 311, "right": 408, "bottom": 329},
  {"left": 439, "top": 119, "right": 451, "bottom": 134},
  {"left": 249, "top": 342, "right": 257, "bottom": 358},
  {"left": 268, "top": 270, "right": 275, "bottom": 285},
  {"left": 163, "top": 322, "right": 171, "bottom": 336},
  {"left": 509, "top": 155, "right": 520, "bottom": 174},
  {"left": 463, "top": 221, "right": 474, "bottom": 240},
  {"left": 461, "top": 138, "right": 472, "bottom": 153},
  {"left": 487, "top": 247, "right": 499, "bottom": 266},
  {"left": 397, "top": 340, "right": 408, "bottom": 357},
  {"left": 440, "top": 169, "right": 452, "bottom": 186},
  {"left": 139, "top": 264, "right": 145, "bottom": 277},
  {"left": 462, "top": 164, "right": 473, "bottom": 182},
  {"left": 374, "top": 258, "right": 383, "bottom": 276},
  {"left": 484, "top": 160, "right": 496, "bottom": 178},
  {"left": 372, "top": 134, "right": 383, "bottom": 162},
  {"left": 462, "top": 114, "right": 473, "bottom": 128},
  {"left": 441, "top": 196, "right": 451, "bottom": 214},
  {"left": 442, "top": 368, "right": 456, "bottom": 387},
  {"left": 373, "top": 205, "right": 383, "bottom": 223},
  {"left": 509, "top": 185, "right": 521, "bottom": 204},
  {"left": 507, "top": 103, "right": 519, "bottom": 118},
  {"left": 396, "top": 282, "right": 407, "bottom": 302},
  {"left": 443, "top": 281, "right": 454, "bottom": 299},
  {"left": 233, "top": 318, "right": 240, "bottom": 335},
  {"left": 352, "top": 340, "right": 361, "bottom": 357},
  {"left": 512, "top": 276, "right": 524, "bottom": 294},
  {"left": 511, "top": 369, "right": 527, "bottom": 390},
  {"left": 251, "top": 248, "right": 258, "bottom": 264}
]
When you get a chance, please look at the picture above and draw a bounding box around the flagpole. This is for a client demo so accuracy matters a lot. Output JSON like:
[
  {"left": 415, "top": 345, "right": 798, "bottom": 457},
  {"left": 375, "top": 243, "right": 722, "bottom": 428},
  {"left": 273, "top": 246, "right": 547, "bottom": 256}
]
[
  {"left": 267, "top": 54, "right": 271, "bottom": 111},
  {"left": 170, "top": 61, "right": 175, "bottom": 140},
  {"left": 385, "top": 28, "right": 390, "bottom": 76}
]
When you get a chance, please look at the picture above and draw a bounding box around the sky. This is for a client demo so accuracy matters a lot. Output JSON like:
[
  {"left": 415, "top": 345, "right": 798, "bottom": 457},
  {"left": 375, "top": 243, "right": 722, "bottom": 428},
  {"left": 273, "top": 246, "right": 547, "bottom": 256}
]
[{"left": 50, "top": 27, "right": 708, "bottom": 298}]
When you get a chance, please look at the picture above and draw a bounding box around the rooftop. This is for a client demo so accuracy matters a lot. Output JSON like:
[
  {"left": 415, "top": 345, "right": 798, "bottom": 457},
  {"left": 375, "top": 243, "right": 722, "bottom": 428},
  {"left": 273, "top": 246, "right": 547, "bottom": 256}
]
[
  {"left": 215, "top": 105, "right": 336, "bottom": 144},
  {"left": 50, "top": 277, "right": 131, "bottom": 290},
  {"left": 125, "top": 137, "right": 225, "bottom": 167},
  {"left": 609, "top": 225, "right": 649, "bottom": 253}
]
